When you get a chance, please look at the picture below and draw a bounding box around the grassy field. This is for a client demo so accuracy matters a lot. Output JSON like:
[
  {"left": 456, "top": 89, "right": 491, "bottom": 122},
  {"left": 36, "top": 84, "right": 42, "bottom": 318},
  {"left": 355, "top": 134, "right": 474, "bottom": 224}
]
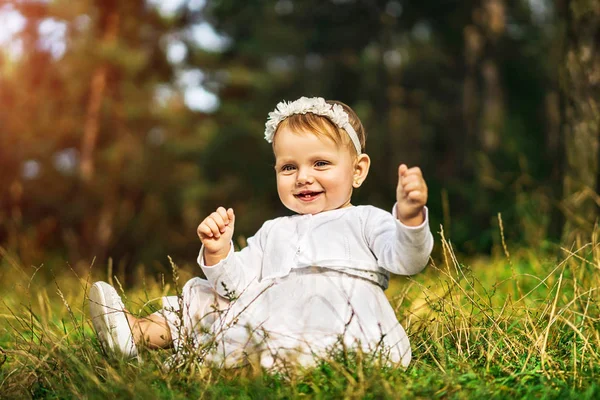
[{"left": 1, "top": 232, "right": 599, "bottom": 399}]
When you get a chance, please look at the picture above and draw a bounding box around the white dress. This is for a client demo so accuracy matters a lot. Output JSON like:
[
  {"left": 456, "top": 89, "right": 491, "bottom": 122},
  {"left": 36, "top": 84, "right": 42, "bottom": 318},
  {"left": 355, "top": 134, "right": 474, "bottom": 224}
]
[{"left": 161, "top": 205, "right": 433, "bottom": 369}]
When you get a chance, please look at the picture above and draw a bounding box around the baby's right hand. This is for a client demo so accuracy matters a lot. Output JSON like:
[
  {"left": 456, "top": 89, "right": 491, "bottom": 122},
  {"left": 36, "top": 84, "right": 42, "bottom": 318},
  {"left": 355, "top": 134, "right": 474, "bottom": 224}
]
[{"left": 197, "top": 207, "right": 235, "bottom": 263}]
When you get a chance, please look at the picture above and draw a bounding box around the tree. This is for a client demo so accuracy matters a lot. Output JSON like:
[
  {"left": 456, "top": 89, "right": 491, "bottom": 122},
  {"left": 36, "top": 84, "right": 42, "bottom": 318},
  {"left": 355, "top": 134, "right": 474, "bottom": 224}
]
[{"left": 561, "top": 0, "right": 600, "bottom": 245}]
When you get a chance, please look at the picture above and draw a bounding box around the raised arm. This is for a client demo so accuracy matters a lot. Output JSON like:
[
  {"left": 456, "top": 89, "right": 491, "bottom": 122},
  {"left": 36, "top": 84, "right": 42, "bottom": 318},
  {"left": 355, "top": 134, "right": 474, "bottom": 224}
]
[
  {"left": 365, "top": 164, "right": 433, "bottom": 275},
  {"left": 197, "top": 207, "right": 267, "bottom": 297}
]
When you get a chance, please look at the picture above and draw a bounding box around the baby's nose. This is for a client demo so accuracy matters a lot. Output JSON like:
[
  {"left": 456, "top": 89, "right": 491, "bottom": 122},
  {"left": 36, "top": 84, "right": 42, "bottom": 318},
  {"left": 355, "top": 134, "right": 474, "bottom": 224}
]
[{"left": 296, "top": 169, "right": 314, "bottom": 185}]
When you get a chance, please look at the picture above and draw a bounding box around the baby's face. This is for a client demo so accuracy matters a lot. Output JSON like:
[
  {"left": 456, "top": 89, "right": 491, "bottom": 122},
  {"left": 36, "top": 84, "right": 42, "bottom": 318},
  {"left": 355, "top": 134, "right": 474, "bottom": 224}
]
[{"left": 273, "top": 126, "right": 357, "bottom": 215}]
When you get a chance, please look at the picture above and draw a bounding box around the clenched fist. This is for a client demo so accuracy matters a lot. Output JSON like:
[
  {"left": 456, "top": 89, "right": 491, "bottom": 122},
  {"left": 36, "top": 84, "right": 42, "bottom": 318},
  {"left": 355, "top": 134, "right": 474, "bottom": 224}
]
[
  {"left": 197, "top": 207, "right": 235, "bottom": 266},
  {"left": 395, "top": 164, "right": 428, "bottom": 226}
]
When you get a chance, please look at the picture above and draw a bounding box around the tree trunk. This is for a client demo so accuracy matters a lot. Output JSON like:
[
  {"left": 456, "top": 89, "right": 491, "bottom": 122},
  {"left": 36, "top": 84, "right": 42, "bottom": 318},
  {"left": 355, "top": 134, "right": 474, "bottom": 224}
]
[
  {"left": 75, "top": 3, "right": 120, "bottom": 270},
  {"left": 561, "top": 0, "right": 600, "bottom": 245},
  {"left": 462, "top": 23, "right": 482, "bottom": 166},
  {"left": 80, "top": 9, "right": 119, "bottom": 183},
  {"left": 480, "top": 0, "right": 505, "bottom": 153},
  {"left": 463, "top": 0, "right": 506, "bottom": 166}
]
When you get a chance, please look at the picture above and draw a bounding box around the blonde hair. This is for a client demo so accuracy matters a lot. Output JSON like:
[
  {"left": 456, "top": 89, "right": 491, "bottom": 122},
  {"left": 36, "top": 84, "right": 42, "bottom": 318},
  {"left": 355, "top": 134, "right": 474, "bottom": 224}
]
[{"left": 274, "top": 100, "right": 366, "bottom": 155}]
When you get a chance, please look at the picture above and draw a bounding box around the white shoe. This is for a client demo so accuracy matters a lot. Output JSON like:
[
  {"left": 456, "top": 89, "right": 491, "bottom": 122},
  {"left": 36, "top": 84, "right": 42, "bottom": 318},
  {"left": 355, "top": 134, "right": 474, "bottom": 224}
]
[{"left": 89, "top": 281, "right": 138, "bottom": 358}]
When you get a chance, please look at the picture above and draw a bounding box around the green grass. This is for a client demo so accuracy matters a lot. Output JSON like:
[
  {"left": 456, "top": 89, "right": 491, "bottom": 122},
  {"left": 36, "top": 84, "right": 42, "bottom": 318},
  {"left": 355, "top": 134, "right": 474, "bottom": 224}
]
[{"left": 1, "top": 233, "right": 599, "bottom": 399}]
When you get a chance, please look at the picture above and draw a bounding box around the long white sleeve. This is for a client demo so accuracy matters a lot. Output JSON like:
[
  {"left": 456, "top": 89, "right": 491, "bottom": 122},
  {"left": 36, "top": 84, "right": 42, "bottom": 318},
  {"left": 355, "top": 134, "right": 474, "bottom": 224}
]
[
  {"left": 198, "top": 220, "right": 273, "bottom": 298},
  {"left": 363, "top": 205, "right": 434, "bottom": 276}
]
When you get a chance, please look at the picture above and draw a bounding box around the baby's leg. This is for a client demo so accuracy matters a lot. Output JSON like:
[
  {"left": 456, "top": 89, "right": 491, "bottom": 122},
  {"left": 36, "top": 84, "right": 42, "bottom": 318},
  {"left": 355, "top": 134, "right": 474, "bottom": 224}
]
[
  {"left": 90, "top": 279, "right": 228, "bottom": 356},
  {"left": 90, "top": 282, "right": 174, "bottom": 355},
  {"left": 124, "top": 276, "right": 228, "bottom": 349},
  {"left": 161, "top": 277, "right": 230, "bottom": 350},
  {"left": 127, "top": 313, "right": 172, "bottom": 349}
]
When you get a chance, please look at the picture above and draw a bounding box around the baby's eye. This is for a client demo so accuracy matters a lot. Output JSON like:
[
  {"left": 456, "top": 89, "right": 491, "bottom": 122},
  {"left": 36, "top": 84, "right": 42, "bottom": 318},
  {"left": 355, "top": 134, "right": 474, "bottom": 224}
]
[
  {"left": 281, "top": 164, "right": 296, "bottom": 172},
  {"left": 314, "top": 160, "right": 330, "bottom": 167}
]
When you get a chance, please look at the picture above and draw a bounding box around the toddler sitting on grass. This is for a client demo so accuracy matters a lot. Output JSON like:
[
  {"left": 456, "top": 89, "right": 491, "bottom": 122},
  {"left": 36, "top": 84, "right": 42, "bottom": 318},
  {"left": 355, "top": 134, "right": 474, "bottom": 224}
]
[{"left": 89, "top": 96, "right": 433, "bottom": 368}]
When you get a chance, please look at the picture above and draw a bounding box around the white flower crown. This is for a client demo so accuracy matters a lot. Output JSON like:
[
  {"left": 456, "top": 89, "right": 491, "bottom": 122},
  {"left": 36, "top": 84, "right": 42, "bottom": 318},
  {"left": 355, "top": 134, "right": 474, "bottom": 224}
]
[{"left": 264, "top": 96, "right": 362, "bottom": 154}]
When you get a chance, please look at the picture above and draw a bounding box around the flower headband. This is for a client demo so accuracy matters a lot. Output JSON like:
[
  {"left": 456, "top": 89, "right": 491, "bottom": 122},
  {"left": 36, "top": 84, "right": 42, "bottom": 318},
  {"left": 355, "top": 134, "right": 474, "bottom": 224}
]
[{"left": 264, "top": 96, "right": 362, "bottom": 154}]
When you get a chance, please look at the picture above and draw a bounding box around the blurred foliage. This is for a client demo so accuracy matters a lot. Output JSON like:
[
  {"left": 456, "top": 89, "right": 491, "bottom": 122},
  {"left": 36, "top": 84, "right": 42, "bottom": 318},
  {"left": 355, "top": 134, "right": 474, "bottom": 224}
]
[{"left": 0, "top": 0, "right": 591, "bottom": 281}]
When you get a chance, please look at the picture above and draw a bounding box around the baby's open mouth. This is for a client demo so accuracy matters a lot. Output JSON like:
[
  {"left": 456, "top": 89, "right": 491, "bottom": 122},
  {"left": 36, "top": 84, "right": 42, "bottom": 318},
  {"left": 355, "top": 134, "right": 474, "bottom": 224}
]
[{"left": 295, "top": 191, "right": 323, "bottom": 200}]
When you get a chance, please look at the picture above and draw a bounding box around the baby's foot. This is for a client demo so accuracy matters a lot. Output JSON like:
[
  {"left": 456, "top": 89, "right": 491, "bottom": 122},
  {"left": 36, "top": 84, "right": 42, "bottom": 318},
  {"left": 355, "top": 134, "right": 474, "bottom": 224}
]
[{"left": 89, "top": 281, "right": 138, "bottom": 358}]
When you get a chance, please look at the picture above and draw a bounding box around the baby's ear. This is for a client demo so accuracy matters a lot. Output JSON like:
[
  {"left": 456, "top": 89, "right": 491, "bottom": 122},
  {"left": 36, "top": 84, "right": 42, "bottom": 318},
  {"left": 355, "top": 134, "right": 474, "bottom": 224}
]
[{"left": 353, "top": 154, "right": 371, "bottom": 188}]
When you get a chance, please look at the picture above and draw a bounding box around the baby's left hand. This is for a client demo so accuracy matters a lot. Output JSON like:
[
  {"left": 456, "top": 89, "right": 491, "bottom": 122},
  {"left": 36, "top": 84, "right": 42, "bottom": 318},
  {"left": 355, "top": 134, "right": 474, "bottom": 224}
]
[{"left": 396, "top": 164, "right": 428, "bottom": 226}]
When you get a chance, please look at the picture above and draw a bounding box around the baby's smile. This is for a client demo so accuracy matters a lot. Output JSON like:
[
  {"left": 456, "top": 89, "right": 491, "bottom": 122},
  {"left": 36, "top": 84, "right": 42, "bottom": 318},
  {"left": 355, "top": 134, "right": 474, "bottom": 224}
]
[{"left": 294, "top": 190, "right": 323, "bottom": 201}]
